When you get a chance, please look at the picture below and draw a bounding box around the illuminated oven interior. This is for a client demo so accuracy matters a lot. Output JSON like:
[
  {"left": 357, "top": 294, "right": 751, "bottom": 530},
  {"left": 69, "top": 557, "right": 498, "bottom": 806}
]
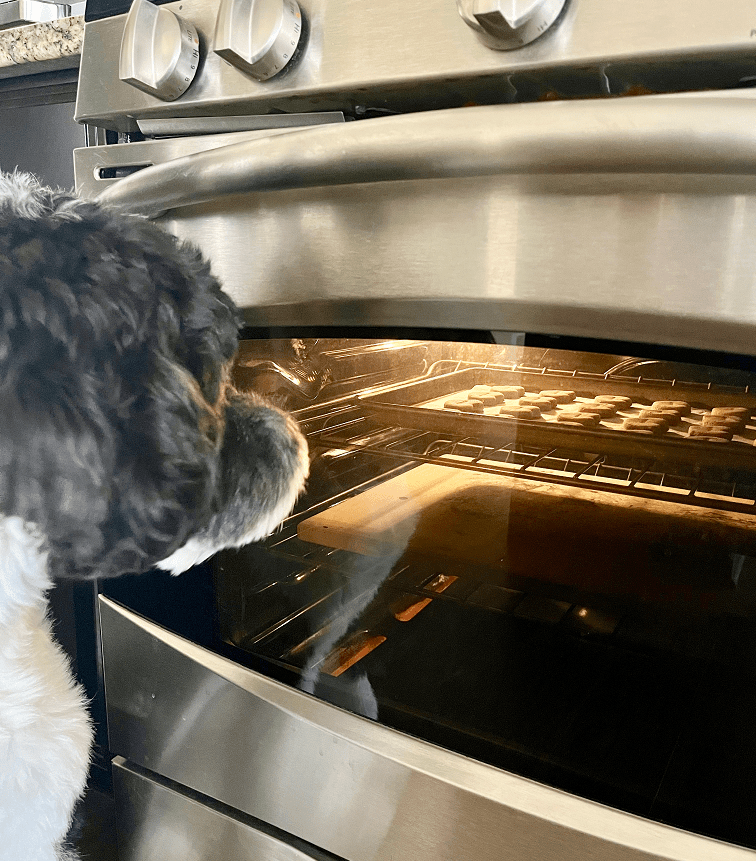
[{"left": 109, "top": 336, "right": 756, "bottom": 850}]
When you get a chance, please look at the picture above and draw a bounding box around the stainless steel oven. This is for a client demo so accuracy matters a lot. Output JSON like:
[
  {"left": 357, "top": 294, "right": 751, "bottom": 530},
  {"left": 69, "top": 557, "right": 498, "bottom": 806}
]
[{"left": 73, "top": 1, "right": 756, "bottom": 858}]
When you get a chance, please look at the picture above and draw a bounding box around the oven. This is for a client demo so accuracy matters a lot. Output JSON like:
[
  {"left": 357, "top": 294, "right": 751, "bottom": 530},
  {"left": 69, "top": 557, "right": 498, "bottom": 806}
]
[{"left": 73, "top": 1, "right": 756, "bottom": 859}]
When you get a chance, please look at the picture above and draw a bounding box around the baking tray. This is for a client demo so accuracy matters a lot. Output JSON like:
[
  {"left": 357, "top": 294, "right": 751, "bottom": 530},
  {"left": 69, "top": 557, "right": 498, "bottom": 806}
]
[{"left": 356, "top": 368, "right": 756, "bottom": 470}]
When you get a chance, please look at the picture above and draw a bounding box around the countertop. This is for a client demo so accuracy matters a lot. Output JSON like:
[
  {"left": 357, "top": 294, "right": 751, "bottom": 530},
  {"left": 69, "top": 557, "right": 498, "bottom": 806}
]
[{"left": 0, "top": 14, "right": 83, "bottom": 78}]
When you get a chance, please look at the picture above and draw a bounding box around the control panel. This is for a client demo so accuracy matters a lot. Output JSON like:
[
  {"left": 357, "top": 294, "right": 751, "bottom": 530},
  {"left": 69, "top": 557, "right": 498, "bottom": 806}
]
[{"left": 78, "top": 0, "right": 756, "bottom": 132}]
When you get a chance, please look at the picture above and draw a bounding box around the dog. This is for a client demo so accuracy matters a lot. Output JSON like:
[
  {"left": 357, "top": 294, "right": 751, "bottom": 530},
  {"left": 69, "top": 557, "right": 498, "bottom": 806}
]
[{"left": 0, "top": 171, "right": 309, "bottom": 861}]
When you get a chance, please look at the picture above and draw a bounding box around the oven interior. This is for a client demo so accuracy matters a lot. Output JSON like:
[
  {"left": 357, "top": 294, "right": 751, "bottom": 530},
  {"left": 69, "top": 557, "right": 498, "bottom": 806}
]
[{"left": 103, "top": 335, "right": 756, "bottom": 851}]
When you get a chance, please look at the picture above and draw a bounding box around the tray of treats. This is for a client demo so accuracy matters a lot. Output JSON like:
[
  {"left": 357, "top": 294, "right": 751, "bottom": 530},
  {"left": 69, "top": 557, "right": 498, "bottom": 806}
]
[{"left": 356, "top": 367, "right": 756, "bottom": 469}]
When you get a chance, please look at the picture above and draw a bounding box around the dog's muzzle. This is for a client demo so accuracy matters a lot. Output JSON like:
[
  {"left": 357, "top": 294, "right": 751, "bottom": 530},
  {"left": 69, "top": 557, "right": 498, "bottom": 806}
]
[{"left": 157, "top": 390, "right": 309, "bottom": 575}]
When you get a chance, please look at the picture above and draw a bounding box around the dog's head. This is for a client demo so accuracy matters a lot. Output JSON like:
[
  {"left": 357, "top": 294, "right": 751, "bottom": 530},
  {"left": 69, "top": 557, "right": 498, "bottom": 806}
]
[{"left": 0, "top": 172, "right": 308, "bottom": 582}]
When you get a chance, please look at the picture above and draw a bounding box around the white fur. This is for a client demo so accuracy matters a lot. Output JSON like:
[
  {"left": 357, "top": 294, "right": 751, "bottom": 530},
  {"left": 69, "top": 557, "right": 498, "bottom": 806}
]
[
  {"left": 0, "top": 172, "right": 49, "bottom": 220},
  {"left": 0, "top": 517, "right": 92, "bottom": 861}
]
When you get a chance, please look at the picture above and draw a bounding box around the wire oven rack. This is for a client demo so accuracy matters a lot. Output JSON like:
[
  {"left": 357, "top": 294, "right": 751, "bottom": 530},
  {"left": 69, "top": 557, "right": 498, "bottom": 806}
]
[{"left": 295, "top": 358, "right": 756, "bottom": 516}]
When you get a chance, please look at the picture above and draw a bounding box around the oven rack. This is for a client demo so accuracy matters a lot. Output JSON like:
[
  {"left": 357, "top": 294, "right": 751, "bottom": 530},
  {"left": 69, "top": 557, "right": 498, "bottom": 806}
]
[
  {"left": 294, "top": 355, "right": 756, "bottom": 517},
  {"left": 299, "top": 402, "right": 756, "bottom": 517}
]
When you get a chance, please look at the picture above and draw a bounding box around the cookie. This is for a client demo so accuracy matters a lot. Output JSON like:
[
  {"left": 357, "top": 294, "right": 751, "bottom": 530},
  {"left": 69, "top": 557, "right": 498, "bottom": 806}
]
[
  {"left": 497, "top": 405, "right": 541, "bottom": 419},
  {"left": 688, "top": 425, "right": 732, "bottom": 440},
  {"left": 651, "top": 400, "right": 691, "bottom": 416},
  {"left": 711, "top": 407, "right": 750, "bottom": 420},
  {"left": 578, "top": 403, "right": 617, "bottom": 418},
  {"left": 623, "top": 418, "right": 667, "bottom": 434},
  {"left": 520, "top": 395, "right": 558, "bottom": 411},
  {"left": 444, "top": 398, "right": 484, "bottom": 413},
  {"left": 469, "top": 392, "right": 502, "bottom": 406},
  {"left": 558, "top": 410, "right": 601, "bottom": 427},
  {"left": 701, "top": 414, "right": 744, "bottom": 431},
  {"left": 492, "top": 385, "right": 525, "bottom": 399},
  {"left": 594, "top": 395, "right": 633, "bottom": 408},
  {"left": 639, "top": 409, "right": 679, "bottom": 424},
  {"left": 539, "top": 390, "right": 576, "bottom": 404}
]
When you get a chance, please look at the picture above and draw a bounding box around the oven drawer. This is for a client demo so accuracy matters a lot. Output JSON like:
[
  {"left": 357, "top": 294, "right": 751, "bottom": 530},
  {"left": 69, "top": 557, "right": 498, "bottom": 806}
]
[
  {"left": 112, "top": 758, "right": 325, "bottom": 861},
  {"left": 99, "top": 596, "right": 753, "bottom": 861}
]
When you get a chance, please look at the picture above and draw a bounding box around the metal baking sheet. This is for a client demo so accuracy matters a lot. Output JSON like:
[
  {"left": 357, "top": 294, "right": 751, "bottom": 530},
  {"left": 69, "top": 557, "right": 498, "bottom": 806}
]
[{"left": 357, "top": 368, "right": 756, "bottom": 470}]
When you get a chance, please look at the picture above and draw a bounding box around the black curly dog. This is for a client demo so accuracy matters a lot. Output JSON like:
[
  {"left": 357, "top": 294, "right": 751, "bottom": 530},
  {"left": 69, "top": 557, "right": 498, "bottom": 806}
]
[{"left": 0, "top": 171, "right": 308, "bottom": 861}]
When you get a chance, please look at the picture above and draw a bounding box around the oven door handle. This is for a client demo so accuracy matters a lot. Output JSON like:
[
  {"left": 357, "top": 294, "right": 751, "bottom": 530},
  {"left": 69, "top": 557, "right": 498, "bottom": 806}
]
[{"left": 96, "top": 96, "right": 756, "bottom": 217}]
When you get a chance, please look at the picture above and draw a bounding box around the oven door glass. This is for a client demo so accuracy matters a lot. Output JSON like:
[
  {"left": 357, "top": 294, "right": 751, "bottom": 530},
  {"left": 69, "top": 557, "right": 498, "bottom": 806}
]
[{"left": 111, "top": 337, "right": 756, "bottom": 852}]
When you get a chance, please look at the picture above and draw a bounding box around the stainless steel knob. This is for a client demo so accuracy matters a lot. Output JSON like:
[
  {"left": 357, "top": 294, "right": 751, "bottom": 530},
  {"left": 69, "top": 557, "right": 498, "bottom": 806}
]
[
  {"left": 119, "top": 0, "right": 200, "bottom": 101},
  {"left": 457, "top": 0, "right": 566, "bottom": 50},
  {"left": 214, "top": 0, "right": 303, "bottom": 82}
]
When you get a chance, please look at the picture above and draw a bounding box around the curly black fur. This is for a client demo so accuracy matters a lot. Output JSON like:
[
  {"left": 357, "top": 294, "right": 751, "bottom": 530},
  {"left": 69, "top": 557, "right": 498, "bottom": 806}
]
[{"left": 0, "top": 173, "right": 307, "bottom": 580}]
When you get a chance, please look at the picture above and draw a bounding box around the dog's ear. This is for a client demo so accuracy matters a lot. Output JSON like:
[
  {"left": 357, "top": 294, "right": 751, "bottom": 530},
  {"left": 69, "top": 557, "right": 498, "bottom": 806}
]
[{"left": 0, "top": 174, "right": 240, "bottom": 579}]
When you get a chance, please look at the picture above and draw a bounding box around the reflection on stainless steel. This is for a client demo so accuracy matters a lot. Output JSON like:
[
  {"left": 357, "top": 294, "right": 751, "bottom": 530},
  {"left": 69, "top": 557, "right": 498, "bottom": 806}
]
[
  {"left": 75, "top": 122, "right": 756, "bottom": 353},
  {"left": 94, "top": 99, "right": 756, "bottom": 216},
  {"left": 99, "top": 597, "right": 756, "bottom": 861},
  {"left": 0, "top": 0, "right": 72, "bottom": 28},
  {"left": 136, "top": 112, "right": 345, "bottom": 138},
  {"left": 297, "top": 542, "right": 410, "bottom": 720},
  {"left": 112, "top": 759, "right": 324, "bottom": 861},
  {"left": 234, "top": 359, "right": 331, "bottom": 401},
  {"left": 75, "top": 0, "right": 756, "bottom": 131}
]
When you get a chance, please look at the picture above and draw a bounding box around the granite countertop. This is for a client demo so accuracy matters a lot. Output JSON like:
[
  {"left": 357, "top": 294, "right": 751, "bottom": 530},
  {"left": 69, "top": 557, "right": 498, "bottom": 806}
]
[{"left": 0, "top": 14, "right": 83, "bottom": 74}]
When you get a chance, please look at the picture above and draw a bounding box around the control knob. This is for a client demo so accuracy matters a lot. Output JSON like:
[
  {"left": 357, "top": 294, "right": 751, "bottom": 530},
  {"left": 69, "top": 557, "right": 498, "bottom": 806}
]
[
  {"left": 214, "top": 0, "right": 303, "bottom": 82},
  {"left": 119, "top": 0, "right": 200, "bottom": 101},
  {"left": 457, "top": 0, "right": 566, "bottom": 50}
]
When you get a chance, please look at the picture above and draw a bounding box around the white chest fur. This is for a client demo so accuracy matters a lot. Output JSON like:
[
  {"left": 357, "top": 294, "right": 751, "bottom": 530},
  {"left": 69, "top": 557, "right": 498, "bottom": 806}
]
[{"left": 0, "top": 517, "right": 92, "bottom": 861}]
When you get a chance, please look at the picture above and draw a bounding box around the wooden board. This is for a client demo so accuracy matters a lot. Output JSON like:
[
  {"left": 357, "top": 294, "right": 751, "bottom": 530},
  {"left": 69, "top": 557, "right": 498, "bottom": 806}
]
[{"left": 298, "top": 462, "right": 756, "bottom": 596}]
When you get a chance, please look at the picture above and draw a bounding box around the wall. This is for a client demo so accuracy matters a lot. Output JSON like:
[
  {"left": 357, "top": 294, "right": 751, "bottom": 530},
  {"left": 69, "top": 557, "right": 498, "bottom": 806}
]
[{"left": 0, "top": 99, "right": 86, "bottom": 189}]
